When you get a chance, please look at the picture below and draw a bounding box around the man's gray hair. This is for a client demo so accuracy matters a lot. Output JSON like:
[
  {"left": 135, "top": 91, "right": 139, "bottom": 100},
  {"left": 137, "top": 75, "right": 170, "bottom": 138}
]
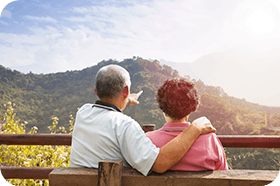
[{"left": 95, "top": 65, "right": 131, "bottom": 100}]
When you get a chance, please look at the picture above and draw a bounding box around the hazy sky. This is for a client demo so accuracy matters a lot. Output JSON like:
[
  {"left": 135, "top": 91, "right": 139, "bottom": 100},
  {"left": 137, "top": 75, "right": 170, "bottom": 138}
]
[{"left": 0, "top": 0, "right": 280, "bottom": 107}]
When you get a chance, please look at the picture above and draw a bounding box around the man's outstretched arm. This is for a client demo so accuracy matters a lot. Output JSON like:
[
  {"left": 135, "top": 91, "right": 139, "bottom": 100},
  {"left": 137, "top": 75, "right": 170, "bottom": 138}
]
[{"left": 151, "top": 117, "right": 216, "bottom": 173}]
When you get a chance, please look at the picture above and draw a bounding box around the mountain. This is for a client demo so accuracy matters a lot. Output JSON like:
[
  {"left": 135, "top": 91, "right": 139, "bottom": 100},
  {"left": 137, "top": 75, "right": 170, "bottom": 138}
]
[
  {"left": 1, "top": 57, "right": 280, "bottom": 134},
  {"left": 158, "top": 60, "right": 199, "bottom": 80},
  {"left": 8, "top": 63, "right": 53, "bottom": 75},
  {"left": 2, "top": 58, "right": 280, "bottom": 172},
  {"left": 160, "top": 41, "right": 280, "bottom": 108},
  {"left": 0, "top": 58, "right": 173, "bottom": 133}
]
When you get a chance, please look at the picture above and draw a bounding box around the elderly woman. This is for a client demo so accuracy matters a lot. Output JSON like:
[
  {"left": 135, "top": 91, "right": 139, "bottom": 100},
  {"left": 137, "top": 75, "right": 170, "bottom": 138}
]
[{"left": 146, "top": 77, "right": 228, "bottom": 171}]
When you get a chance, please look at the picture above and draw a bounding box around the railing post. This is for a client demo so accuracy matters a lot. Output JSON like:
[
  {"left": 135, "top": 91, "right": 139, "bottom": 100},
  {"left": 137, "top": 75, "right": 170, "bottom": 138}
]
[
  {"left": 142, "top": 124, "right": 156, "bottom": 133},
  {"left": 98, "top": 160, "right": 123, "bottom": 186}
]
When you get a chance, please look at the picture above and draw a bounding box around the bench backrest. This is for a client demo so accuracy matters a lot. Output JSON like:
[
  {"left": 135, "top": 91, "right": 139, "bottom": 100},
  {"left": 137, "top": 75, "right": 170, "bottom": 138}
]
[{"left": 49, "top": 160, "right": 279, "bottom": 186}]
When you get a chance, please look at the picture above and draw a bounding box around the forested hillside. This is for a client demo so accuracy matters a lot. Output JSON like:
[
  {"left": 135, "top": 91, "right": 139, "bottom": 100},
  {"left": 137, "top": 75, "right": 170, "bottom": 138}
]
[
  {"left": 1, "top": 57, "right": 280, "bottom": 171},
  {"left": 1, "top": 57, "right": 280, "bottom": 134},
  {"left": 0, "top": 57, "right": 170, "bottom": 132}
]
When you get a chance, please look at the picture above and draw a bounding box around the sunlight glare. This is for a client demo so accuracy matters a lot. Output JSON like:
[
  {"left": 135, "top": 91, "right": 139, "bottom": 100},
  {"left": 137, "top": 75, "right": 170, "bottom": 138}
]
[
  {"left": 246, "top": 8, "right": 275, "bottom": 34},
  {"left": 244, "top": 2, "right": 280, "bottom": 38}
]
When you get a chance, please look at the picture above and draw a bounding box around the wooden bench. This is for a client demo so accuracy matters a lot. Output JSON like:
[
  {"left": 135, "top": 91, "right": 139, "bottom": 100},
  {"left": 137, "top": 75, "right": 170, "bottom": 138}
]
[{"left": 49, "top": 160, "right": 279, "bottom": 186}]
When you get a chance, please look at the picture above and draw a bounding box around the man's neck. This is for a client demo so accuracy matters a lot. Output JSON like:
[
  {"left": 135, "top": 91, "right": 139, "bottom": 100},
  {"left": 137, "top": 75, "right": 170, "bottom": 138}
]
[
  {"left": 95, "top": 100, "right": 122, "bottom": 112},
  {"left": 99, "top": 97, "right": 126, "bottom": 111}
]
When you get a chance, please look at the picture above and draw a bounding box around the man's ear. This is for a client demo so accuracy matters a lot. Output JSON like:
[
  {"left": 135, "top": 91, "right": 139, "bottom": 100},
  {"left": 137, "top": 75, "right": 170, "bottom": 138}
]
[
  {"left": 123, "top": 86, "right": 129, "bottom": 98},
  {"left": 184, "top": 115, "right": 189, "bottom": 122},
  {"left": 94, "top": 88, "right": 98, "bottom": 97}
]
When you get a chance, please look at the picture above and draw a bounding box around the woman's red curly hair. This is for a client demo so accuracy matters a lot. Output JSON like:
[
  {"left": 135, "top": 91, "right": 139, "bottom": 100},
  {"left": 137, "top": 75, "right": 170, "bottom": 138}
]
[{"left": 156, "top": 77, "right": 200, "bottom": 119}]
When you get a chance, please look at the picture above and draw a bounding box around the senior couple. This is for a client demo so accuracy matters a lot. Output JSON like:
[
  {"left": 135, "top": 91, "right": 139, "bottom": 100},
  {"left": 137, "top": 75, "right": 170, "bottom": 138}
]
[{"left": 70, "top": 64, "right": 228, "bottom": 176}]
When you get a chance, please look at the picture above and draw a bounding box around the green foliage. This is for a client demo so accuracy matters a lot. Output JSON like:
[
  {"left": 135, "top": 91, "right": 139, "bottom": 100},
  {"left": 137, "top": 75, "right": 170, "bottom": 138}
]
[
  {"left": 226, "top": 148, "right": 280, "bottom": 170},
  {"left": 1, "top": 58, "right": 280, "bottom": 132},
  {"left": 272, "top": 114, "right": 280, "bottom": 127},
  {"left": 0, "top": 102, "right": 73, "bottom": 185},
  {"left": 189, "top": 93, "right": 280, "bottom": 136},
  {"left": 1, "top": 57, "right": 280, "bottom": 178},
  {"left": 223, "top": 95, "right": 280, "bottom": 115}
]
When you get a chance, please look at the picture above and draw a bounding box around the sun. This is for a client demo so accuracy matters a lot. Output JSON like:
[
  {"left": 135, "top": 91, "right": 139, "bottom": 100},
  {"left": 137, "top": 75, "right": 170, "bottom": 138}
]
[
  {"left": 246, "top": 8, "right": 275, "bottom": 34},
  {"left": 239, "top": 0, "right": 280, "bottom": 39}
]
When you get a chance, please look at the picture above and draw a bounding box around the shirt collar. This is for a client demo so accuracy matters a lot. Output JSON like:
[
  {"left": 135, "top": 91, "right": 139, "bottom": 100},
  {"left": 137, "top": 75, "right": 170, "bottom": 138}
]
[
  {"left": 162, "top": 122, "right": 190, "bottom": 131},
  {"left": 94, "top": 100, "right": 122, "bottom": 113}
]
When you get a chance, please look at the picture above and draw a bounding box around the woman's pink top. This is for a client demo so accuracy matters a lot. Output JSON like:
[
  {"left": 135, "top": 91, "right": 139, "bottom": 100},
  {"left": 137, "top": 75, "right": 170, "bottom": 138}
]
[{"left": 145, "top": 122, "right": 228, "bottom": 171}]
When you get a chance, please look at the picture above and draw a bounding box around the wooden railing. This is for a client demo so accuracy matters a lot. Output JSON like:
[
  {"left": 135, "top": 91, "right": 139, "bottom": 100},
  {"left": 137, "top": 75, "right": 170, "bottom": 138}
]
[
  {"left": 1, "top": 134, "right": 280, "bottom": 148},
  {"left": 1, "top": 134, "right": 280, "bottom": 182}
]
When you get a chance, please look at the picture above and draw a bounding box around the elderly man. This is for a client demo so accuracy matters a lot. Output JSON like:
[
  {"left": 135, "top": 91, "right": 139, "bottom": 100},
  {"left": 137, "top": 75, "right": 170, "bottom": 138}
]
[{"left": 70, "top": 64, "right": 216, "bottom": 176}]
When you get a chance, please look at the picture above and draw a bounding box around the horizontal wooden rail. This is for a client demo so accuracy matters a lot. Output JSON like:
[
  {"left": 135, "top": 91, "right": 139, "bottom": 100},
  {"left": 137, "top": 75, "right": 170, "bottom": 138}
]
[
  {"left": 1, "top": 167, "right": 54, "bottom": 179},
  {"left": 218, "top": 135, "right": 280, "bottom": 148},
  {"left": 0, "top": 134, "right": 72, "bottom": 146},
  {"left": 1, "top": 134, "right": 280, "bottom": 148}
]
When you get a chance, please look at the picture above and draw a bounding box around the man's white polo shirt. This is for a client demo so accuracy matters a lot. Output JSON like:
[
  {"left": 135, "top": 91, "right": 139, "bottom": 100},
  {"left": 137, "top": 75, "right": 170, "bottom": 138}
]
[{"left": 70, "top": 100, "right": 160, "bottom": 176}]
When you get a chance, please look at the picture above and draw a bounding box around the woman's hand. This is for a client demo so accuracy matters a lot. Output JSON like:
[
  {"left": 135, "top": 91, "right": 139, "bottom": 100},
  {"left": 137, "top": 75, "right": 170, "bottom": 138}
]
[{"left": 129, "top": 90, "right": 143, "bottom": 105}]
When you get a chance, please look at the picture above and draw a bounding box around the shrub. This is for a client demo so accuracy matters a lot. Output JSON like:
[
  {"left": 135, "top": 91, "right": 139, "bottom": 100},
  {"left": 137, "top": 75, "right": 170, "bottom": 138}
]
[{"left": 0, "top": 102, "right": 74, "bottom": 186}]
